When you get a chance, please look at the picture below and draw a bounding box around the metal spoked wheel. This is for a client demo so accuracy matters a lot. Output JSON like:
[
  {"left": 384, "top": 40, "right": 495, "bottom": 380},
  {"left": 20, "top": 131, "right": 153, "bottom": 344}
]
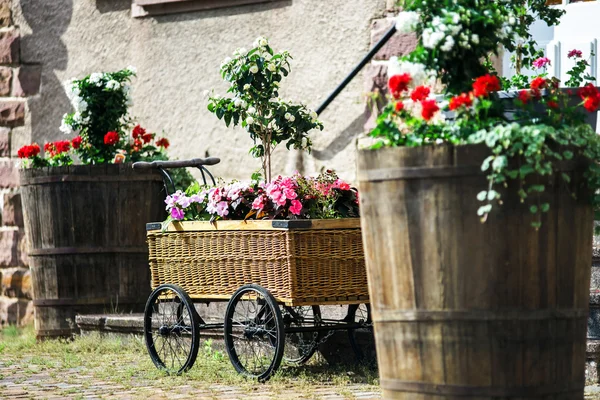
[
  {"left": 347, "top": 303, "right": 376, "bottom": 365},
  {"left": 281, "top": 305, "right": 322, "bottom": 365},
  {"left": 223, "top": 284, "right": 285, "bottom": 382},
  {"left": 144, "top": 284, "right": 200, "bottom": 375}
]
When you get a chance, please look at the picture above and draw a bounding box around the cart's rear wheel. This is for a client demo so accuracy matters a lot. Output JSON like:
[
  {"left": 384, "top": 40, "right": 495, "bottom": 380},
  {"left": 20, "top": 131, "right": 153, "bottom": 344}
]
[
  {"left": 281, "top": 305, "right": 321, "bottom": 365},
  {"left": 347, "top": 303, "right": 376, "bottom": 365},
  {"left": 223, "top": 284, "right": 285, "bottom": 381},
  {"left": 144, "top": 284, "right": 200, "bottom": 374}
]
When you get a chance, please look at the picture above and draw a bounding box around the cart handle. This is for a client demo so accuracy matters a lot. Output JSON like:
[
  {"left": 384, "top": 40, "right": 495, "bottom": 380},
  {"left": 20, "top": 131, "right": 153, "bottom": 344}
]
[
  {"left": 132, "top": 157, "right": 220, "bottom": 195},
  {"left": 132, "top": 157, "right": 220, "bottom": 170}
]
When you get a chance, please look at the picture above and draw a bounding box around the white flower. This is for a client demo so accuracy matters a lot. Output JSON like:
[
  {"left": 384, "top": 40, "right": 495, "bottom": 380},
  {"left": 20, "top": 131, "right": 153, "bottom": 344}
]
[
  {"left": 241, "top": 100, "right": 248, "bottom": 108},
  {"left": 234, "top": 98, "right": 243, "bottom": 107},
  {"left": 77, "top": 99, "right": 88, "bottom": 112},
  {"left": 239, "top": 47, "right": 247, "bottom": 55},
  {"left": 309, "top": 110, "right": 318, "bottom": 121},
  {"left": 89, "top": 72, "right": 103, "bottom": 86},
  {"left": 440, "top": 36, "right": 455, "bottom": 52},
  {"left": 246, "top": 116, "right": 254, "bottom": 125},
  {"left": 106, "top": 80, "right": 120, "bottom": 90},
  {"left": 249, "top": 65, "right": 259, "bottom": 74},
  {"left": 259, "top": 38, "right": 268, "bottom": 47},
  {"left": 60, "top": 115, "right": 73, "bottom": 135},
  {"left": 267, "top": 63, "right": 276, "bottom": 72},
  {"left": 243, "top": 84, "right": 251, "bottom": 91},
  {"left": 395, "top": 11, "right": 420, "bottom": 34},
  {"left": 289, "top": 115, "right": 295, "bottom": 122},
  {"left": 422, "top": 28, "right": 445, "bottom": 49},
  {"left": 471, "top": 34, "right": 479, "bottom": 45},
  {"left": 448, "top": 12, "right": 460, "bottom": 25},
  {"left": 127, "top": 65, "right": 137, "bottom": 74},
  {"left": 284, "top": 112, "right": 291, "bottom": 120},
  {"left": 222, "top": 57, "right": 232, "bottom": 65},
  {"left": 508, "top": 16, "right": 516, "bottom": 25},
  {"left": 247, "top": 106, "right": 256, "bottom": 114}
]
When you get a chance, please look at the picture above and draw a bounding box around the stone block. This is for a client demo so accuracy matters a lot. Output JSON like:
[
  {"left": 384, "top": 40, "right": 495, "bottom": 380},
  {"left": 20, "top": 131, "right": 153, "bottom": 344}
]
[
  {"left": 364, "top": 63, "right": 389, "bottom": 131},
  {"left": 0, "top": 66, "right": 10, "bottom": 96},
  {"left": 0, "top": 296, "right": 32, "bottom": 327},
  {"left": 370, "top": 18, "right": 417, "bottom": 60},
  {"left": 0, "top": 100, "right": 24, "bottom": 126},
  {"left": 0, "top": 160, "right": 18, "bottom": 188},
  {"left": 2, "top": 191, "right": 23, "bottom": 227},
  {"left": 1, "top": 267, "right": 30, "bottom": 299},
  {"left": 0, "top": 28, "right": 19, "bottom": 65},
  {"left": 0, "top": 0, "right": 11, "bottom": 28},
  {"left": 0, "top": 228, "right": 27, "bottom": 267},
  {"left": 0, "top": 126, "right": 7, "bottom": 156},
  {"left": 13, "top": 65, "right": 41, "bottom": 97}
]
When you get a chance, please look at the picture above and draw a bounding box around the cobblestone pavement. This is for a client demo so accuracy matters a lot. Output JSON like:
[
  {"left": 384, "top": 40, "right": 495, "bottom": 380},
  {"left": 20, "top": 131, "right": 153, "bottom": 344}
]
[{"left": 0, "top": 359, "right": 381, "bottom": 400}]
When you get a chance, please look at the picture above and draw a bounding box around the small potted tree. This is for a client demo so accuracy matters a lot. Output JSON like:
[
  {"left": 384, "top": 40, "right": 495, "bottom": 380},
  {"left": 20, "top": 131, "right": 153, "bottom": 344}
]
[
  {"left": 359, "top": 1, "right": 600, "bottom": 398},
  {"left": 18, "top": 68, "right": 173, "bottom": 339}
]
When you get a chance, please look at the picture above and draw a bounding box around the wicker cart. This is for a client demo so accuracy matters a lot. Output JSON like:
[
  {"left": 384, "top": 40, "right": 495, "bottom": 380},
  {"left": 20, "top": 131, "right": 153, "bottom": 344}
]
[{"left": 134, "top": 158, "right": 372, "bottom": 381}]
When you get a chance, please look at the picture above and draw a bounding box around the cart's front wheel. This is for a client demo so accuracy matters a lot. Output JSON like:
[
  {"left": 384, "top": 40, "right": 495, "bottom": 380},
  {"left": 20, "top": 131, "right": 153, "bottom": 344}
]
[
  {"left": 144, "top": 284, "right": 200, "bottom": 374},
  {"left": 224, "top": 284, "right": 285, "bottom": 381},
  {"left": 281, "top": 305, "right": 321, "bottom": 365}
]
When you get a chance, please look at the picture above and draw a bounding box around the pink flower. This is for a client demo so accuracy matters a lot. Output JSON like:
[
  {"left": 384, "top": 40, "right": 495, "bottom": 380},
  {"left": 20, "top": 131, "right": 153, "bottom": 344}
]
[
  {"left": 289, "top": 200, "right": 302, "bottom": 215},
  {"left": 216, "top": 201, "right": 229, "bottom": 217},
  {"left": 283, "top": 188, "right": 297, "bottom": 200},
  {"left": 334, "top": 179, "right": 351, "bottom": 191},
  {"left": 171, "top": 207, "right": 184, "bottom": 220},
  {"left": 532, "top": 57, "right": 551, "bottom": 69},
  {"left": 568, "top": 49, "right": 583, "bottom": 59},
  {"left": 252, "top": 195, "right": 266, "bottom": 210}
]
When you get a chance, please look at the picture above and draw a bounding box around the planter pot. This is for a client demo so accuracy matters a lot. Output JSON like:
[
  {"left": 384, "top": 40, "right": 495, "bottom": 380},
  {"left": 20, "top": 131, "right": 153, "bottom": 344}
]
[
  {"left": 146, "top": 219, "right": 367, "bottom": 305},
  {"left": 19, "top": 164, "right": 166, "bottom": 339},
  {"left": 357, "top": 144, "right": 593, "bottom": 399}
]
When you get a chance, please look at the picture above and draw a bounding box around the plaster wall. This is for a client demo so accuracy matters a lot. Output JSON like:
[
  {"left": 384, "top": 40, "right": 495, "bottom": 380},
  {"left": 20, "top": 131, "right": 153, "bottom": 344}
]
[{"left": 13, "top": 0, "right": 387, "bottom": 182}]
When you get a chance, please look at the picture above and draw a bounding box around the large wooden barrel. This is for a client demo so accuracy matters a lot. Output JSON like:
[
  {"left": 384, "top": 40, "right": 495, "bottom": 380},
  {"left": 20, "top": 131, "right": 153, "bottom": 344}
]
[
  {"left": 19, "top": 164, "right": 165, "bottom": 339},
  {"left": 357, "top": 144, "right": 593, "bottom": 399}
]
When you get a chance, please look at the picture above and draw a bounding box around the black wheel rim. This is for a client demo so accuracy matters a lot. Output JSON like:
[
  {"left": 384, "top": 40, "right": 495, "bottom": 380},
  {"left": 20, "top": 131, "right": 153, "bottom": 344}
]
[
  {"left": 144, "top": 284, "right": 200, "bottom": 374},
  {"left": 281, "top": 305, "right": 321, "bottom": 364},
  {"left": 347, "top": 303, "right": 377, "bottom": 365},
  {"left": 224, "top": 285, "right": 284, "bottom": 381}
]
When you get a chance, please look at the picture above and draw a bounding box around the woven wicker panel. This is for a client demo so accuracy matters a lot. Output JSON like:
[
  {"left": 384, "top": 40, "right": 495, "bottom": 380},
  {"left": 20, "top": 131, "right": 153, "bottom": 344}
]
[{"left": 147, "top": 228, "right": 367, "bottom": 303}]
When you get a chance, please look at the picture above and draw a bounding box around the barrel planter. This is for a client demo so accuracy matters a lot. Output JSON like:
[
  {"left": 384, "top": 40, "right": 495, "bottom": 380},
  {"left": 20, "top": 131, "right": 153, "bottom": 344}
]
[
  {"left": 19, "top": 164, "right": 165, "bottom": 339},
  {"left": 357, "top": 144, "right": 593, "bottom": 399}
]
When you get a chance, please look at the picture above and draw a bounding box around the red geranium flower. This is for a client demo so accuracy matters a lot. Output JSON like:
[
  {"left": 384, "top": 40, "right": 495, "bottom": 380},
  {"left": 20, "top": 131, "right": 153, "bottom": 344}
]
[
  {"left": 388, "top": 73, "right": 411, "bottom": 99},
  {"left": 568, "top": 49, "right": 583, "bottom": 59},
  {"left": 71, "top": 136, "right": 82, "bottom": 149},
  {"left": 132, "top": 125, "right": 145, "bottom": 139},
  {"left": 410, "top": 86, "right": 430, "bottom": 102},
  {"left": 141, "top": 132, "right": 154, "bottom": 144},
  {"left": 579, "top": 84, "right": 600, "bottom": 112},
  {"left": 104, "top": 131, "right": 120, "bottom": 146},
  {"left": 449, "top": 93, "right": 473, "bottom": 110},
  {"left": 530, "top": 77, "right": 546, "bottom": 91},
  {"left": 472, "top": 74, "right": 501, "bottom": 97},
  {"left": 54, "top": 140, "right": 71, "bottom": 154},
  {"left": 421, "top": 99, "right": 439, "bottom": 121},
  {"left": 518, "top": 90, "right": 531, "bottom": 104},
  {"left": 156, "top": 138, "right": 170, "bottom": 148},
  {"left": 547, "top": 100, "right": 559, "bottom": 109},
  {"left": 44, "top": 142, "right": 56, "bottom": 156},
  {"left": 17, "top": 143, "right": 41, "bottom": 159}
]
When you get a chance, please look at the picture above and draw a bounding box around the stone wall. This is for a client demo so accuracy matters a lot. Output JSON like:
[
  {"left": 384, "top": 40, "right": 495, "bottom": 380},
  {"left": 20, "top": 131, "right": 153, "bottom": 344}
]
[{"left": 0, "top": 0, "right": 36, "bottom": 327}]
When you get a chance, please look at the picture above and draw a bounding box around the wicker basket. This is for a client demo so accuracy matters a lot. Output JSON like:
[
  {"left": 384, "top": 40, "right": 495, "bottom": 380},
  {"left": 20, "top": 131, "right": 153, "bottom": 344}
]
[{"left": 146, "top": 219, "right": 368, "bottom": 306}]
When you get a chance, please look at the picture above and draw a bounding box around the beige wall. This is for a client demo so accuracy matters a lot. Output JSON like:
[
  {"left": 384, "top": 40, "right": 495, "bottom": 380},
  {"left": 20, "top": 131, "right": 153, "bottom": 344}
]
[{"left": 13, "top": 0, "right": 387, "bottom": 183}]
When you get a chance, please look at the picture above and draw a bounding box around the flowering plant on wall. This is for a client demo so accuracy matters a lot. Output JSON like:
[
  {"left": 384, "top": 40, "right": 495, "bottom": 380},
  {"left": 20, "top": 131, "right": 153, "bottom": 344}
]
[
  {"left": 369, "top": 1, "right": 600, "bottom": 228},
  {"left": 208, "top": 37, "right": 323, "bottom": 182},
  {"left": 164, "top": 171, "right": 359, "bottom": 223}
]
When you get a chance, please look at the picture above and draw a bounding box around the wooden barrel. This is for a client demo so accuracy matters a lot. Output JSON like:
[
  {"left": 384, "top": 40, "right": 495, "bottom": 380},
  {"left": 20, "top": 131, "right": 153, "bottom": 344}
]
[
  {"left": 357, "top": 144, "right": 593, "bottom": 399},
  {"left": 19, "top": 164, "right": 165, "bottom": 339}
]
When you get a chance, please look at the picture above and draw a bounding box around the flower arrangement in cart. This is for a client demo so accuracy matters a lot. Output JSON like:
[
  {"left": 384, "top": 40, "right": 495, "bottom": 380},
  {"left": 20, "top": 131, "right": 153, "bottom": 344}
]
[
  {"left": 17, "top": 67, "right": 172, "bottom": 168},
  {"left": 368, "top": 0, "right": 600, "bottom": 229},
  {"left": 164, "top": 36, "right": 359, "bottom": 223}
]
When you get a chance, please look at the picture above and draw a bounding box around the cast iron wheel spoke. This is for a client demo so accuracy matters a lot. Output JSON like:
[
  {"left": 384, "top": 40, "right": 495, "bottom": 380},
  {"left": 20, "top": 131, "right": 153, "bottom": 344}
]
[
  {"left": 223, "top": 284, "right": 285, "bottom": 382},
  {"left": 347, "top": 303, "right": 376, "bottom": 365},
  {"left": 281, "top": 305, "right": 322, "bottom": 365},
  {"left": 144, "top": 284, "right": 200, "bottom": 375}
]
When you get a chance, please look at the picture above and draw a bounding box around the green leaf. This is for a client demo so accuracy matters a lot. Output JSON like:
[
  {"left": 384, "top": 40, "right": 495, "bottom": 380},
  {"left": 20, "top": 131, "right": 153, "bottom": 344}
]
[
  {"left": 477, "top": 204, "right": 492, "bottom": 216},
  {"left": 540, "top": 203, "right": 550, "bottom": 213},
  {"left": 477, "top": 191, "right": 487, "bottom": 201},
  {"left": 529, "top": 205, "right": 538, "bottom": 214}
]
